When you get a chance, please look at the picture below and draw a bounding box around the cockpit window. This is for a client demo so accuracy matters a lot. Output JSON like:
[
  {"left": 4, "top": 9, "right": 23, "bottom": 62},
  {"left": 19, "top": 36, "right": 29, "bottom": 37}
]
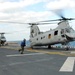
[
  {"left": 61, "top": 29, "right": 64, "bottom": 34},
  {"left": 65, "top": 28, "right": 70, "bottom": 33},
  {"left": 65, "top": 28, "right": 74, "bottom": 33},
  {"left": 61, "top": 28, "right": 74, "bottom": 34},
  {"left": 1, "top": 37, "right": 5, "bottom": 39}
]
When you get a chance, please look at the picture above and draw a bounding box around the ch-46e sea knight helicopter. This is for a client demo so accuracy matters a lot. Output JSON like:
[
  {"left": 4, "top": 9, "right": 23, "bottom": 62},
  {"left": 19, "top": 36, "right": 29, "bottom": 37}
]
[
  {"left": 0, "top": 33, "right": 6, "bottom": 46},
  {"left": 27, "top": 15, "right": 75, "bottom": 50},
  {"left": 0, "top": 30, "right": 26, "bottom": 46}
]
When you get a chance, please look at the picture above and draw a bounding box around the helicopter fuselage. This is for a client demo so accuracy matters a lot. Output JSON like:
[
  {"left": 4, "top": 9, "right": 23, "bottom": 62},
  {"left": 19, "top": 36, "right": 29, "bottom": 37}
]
[
  {"left": 0, "top": 34, "right": 6, "bottom": 46},
  {"left": 29, "top": 20, "right": 75, "bottom": 48},
  {"left": 30, "top": 29, "right": 69, "bottom": 46}
]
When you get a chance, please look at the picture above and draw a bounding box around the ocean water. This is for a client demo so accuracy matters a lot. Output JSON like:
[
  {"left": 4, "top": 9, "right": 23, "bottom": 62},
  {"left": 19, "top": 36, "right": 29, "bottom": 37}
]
[
  {"left": 54, "top": 41, "right": 75, "bottom": 47},
  {"left": 10, "top": 40, "right": 75, "bottom": 47},
  {"left": 69, "top": 41, "right": 75, "bottom": 47},
  {"left": 11, "top": 40, "right": 30, "bottom": 46}
]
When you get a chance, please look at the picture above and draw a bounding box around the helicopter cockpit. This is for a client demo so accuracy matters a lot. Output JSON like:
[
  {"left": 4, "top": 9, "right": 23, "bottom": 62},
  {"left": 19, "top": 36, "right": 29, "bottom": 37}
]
[
  {"left": 61, "top": 27, "right": 74, "bottom": 34},
  {"left": 65, "top": 27, "right": 74, "bottom": 33},
  {"left": 1, "top": 36, "right": 6, "bottom": 40}
]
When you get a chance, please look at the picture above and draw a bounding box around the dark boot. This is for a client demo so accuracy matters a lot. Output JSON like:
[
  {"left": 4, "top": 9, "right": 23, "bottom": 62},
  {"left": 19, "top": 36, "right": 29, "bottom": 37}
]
[
  {"left": 21, "top": 51, "right": 23, "bottom": 54},
  {"left": 18, "top": 49, "right": 21, "bottom": 52}
]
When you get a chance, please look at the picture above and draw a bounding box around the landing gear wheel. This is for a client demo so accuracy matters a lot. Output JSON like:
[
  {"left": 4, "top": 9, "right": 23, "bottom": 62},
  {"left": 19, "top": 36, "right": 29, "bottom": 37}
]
[
  {"left": 65, "top": 47, "right": 69, "bottom": 51},
  {"left": 31, "top": 46, "right": 33, "bottom": 49},
  {"left": 48, "top": 45, "right": 51, "bottom": 49}
]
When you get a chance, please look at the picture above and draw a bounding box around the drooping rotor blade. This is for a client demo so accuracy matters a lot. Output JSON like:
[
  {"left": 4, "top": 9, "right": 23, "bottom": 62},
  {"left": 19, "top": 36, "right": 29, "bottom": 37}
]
[
  {"left": 38, "top": 17, "right": 75, "bottom": 22},
  {"left": 68, "top": 18, "right": 75, "bottom": 20},
  {"left": 0, "top": 21, "right": 27, "bottom": 24},
  {"left": 38, "top": 19, "right": 61, "bottom": 22},
  {"left": 0, "top": 32, "right": 5, "bottom": 34},
  {"left": 0, "top": 20, "right": 53, "bottom": 25},
  {"left": 0, "top": 29, "right": 27, "bottom": 35},
  {"left": 28, "top": 22, "right": 58, "bottom": 25},
  {"left": 38, "top": 22, "right": 58, "bottom": 25}
]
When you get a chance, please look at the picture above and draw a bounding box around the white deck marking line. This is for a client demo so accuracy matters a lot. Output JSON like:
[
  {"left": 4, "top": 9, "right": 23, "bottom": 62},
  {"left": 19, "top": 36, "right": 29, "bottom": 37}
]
[
  {"left": 71, "top": 51, "right": 75, "bottom": 54},
  {"left": 59, "top": 57, "right": 75, "bottom": 72},
  {"left": 8, "top": 58, "right": 52, "bottom": 66},
  {"left": 6, "top": 53, "right": 44, "bottom": 57}
]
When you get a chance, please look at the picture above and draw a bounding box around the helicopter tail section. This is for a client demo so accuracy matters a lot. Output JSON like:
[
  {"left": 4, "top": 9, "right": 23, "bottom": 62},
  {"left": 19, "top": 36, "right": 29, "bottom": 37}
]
[{"left": 30, "top": 25, "right": 40, "bottom": 38}]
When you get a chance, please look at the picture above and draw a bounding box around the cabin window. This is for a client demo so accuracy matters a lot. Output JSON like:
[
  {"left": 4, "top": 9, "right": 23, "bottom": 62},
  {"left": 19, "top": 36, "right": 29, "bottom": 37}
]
[
  {"left": 31, "top": 29, "right": 34, "bottom": 33},
  {"left": 37, "top": 38, "right": 38, "bottom": 40},
  {"left": 48, "top": 34, "right": 51, "bottom": 39},
  {"left": 1, "top": 37, "right": 5, "bottom": 39},
  {"left": 65, "top": 28, "right": 70, "bottom": 33},
  {"left": 41, "top": 36, "right": 45, "bottom": 39},
  {"left": 61, "top": 35, "right": 65, "bottom": 37},
  {"left": 54, "top": 30, "right": 58, "bottom": 35},
  {"left": 61, "top": 29, "right": 64, "bottom": 34},
  {"left": 42, "top": 36, "right": 45, "bottom": 38},
  {"left": 41, "top": 37, "right": 42, "bottom": 39}
]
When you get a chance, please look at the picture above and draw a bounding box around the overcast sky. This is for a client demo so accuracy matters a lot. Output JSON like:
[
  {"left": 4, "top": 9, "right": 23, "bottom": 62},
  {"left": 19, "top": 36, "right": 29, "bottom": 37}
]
[{"left": 0, "top": 0, "right": 75, "bottom": 41}]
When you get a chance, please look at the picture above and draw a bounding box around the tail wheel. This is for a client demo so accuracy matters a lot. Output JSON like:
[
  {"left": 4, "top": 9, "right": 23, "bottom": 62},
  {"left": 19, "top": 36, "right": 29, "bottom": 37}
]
[
  {"left": 31, "top": 46, "right": 33, "bottom": 49},
  {"left": 48, "top": 45, "right": 51, "bottom": 49}
]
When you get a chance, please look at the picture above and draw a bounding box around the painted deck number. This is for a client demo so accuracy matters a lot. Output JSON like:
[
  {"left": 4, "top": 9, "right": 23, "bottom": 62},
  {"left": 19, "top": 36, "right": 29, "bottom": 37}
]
[{"left": 59, "top": 57, "right": 75, "bottom": 72}]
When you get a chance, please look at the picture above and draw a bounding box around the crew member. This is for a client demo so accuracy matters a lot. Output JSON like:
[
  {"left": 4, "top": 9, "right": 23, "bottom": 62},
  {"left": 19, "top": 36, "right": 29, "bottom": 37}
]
[{"left": 18, "top": 39, "right": 26, "bottom": 54}]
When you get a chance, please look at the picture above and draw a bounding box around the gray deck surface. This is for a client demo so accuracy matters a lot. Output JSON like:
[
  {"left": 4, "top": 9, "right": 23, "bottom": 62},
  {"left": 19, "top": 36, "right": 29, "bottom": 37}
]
[{"left": 0, "top": 46, "right": 75, "bottom": 75}]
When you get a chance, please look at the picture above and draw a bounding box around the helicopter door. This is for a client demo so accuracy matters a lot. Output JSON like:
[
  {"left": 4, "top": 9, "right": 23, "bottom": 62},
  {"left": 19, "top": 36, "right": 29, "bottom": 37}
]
[
  {"left": 54, "top": 30, "right": 58, "bottom": 35},
  {"left": 61, "top": 29, "right": 66, "bottom": 36},
  {"left": 53, "top": 30, "right": 58, "bottom": 42},
  {"left": 48, "top": 34, "right": 51, "bottom": 39}
]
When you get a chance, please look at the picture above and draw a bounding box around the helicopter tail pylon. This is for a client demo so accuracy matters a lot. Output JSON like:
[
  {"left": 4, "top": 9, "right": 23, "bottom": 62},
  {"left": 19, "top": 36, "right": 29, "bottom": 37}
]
[{"left": 29, "top": 23, "right": 40, "bottom": 38}]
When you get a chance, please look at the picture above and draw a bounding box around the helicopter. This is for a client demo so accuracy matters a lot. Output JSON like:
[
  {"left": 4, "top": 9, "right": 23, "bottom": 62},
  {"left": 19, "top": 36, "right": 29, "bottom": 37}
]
[
  {"left": 0, "top": 33, "right": 6, "bottom": 46},
  {"left": 27, "top": 11, "right": 75, "bottom": 50},
  {"left": 28, "top": 20, "right": 75, "bottom": 50},
  {"left": 0, "top": 30, "right": 25, "bottom": 46}
]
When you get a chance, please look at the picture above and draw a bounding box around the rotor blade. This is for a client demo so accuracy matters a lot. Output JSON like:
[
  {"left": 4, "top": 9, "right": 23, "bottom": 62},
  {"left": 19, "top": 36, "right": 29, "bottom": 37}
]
[
  {"left": 0, "top": 21, "right": 27, "bottom": 24},
  {"left": 0, "top": 29, "right": 26, "bottom": 34},
  {"left": 28, "top": 22, "right": 58, "bottom": 25},
  {"left": 0, "top": 17, "right": 75, "bottom": 26},
  {"left": 51, "top": 9, "right": 66, "bottom": 19},
  {"left": 0, "top": 32, "right": 5, "bottom": 34},
  {"left": 56, "top": 10, "right": 65, "bottom": 19},
  {"left": 38, "top": 22, "right": 58, "bottom": 25},
  {"left": 0, "top": 32, "right": 13, "bottom": 34},
  {"left": 38, "top": 19, "right": 61, "bottom": 22},
  {"left": 69, "top": 18, "right": 75, "bottom": 20},
  {"left": 38, "top": 17, "right": 75, "bottom": 22}
]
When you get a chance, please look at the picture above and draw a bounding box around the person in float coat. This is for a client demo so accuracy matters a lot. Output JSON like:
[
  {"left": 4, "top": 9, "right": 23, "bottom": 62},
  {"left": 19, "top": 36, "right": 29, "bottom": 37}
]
[{"left": 18, "top": 39, "right": 26, "bottom": 54}]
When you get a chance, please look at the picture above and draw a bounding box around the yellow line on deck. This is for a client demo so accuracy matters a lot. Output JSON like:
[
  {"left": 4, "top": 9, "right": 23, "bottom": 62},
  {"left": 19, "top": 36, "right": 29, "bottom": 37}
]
[
  {"left": 27, "top": 49, "right": 75, "bottom": 56},
  {"left": 27, "top": 49, "right": 66, "bottom": 56},
  {"left": 1, "top": 46, "right": 75, "bottom": 56}
]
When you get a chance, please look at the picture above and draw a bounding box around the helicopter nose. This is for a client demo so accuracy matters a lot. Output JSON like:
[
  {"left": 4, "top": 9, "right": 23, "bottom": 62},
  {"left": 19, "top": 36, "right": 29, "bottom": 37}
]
[{"left": 65, "top": 33, "right": 75, "bottom": 40}]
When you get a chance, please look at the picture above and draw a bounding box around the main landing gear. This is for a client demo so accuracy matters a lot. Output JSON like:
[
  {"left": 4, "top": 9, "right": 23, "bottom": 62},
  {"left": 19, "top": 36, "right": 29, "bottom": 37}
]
[{"left": 48, "top": 45, "right": 51, "bottom": 49}]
